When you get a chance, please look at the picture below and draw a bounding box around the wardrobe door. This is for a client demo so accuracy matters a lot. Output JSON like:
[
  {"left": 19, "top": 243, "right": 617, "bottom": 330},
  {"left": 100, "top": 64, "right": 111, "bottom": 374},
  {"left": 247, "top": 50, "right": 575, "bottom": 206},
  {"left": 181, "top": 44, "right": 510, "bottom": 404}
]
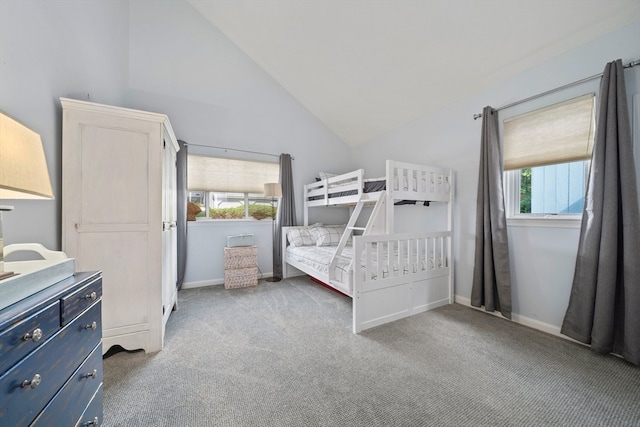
[
  {"left": 161, "top": 138, "right": 178, "bottom": 334},
  {"left": 62, "top": 101, "right": 164, "bottom": 354}
]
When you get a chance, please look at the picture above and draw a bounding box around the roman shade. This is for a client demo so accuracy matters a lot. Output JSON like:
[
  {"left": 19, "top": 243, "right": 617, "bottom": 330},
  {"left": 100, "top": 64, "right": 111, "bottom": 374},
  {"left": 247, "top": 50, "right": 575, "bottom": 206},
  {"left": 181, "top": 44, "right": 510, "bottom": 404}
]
[
  {"left": 187, "top": 155, "right": 279, "bottom": 193},
  {"left": 503, "top": 94, "right": 595, "bottom": 170}
]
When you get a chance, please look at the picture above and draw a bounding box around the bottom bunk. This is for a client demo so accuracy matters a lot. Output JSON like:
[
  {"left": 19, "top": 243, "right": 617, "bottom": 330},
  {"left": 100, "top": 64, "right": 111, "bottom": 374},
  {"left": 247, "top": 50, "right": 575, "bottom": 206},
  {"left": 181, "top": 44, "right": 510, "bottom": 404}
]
[{"left": 282, "top": 225, "right": 453, "bottom": 333}]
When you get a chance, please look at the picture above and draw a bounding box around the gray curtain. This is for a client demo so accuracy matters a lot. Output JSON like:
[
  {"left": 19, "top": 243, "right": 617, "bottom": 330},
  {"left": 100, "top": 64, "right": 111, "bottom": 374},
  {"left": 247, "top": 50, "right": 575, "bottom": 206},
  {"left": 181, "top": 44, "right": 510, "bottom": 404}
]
[
  {"left": 176, "top": 140, "right": 188, "bottom": 290},
  {"left": 561, "top": 59, "right": 640, "bottom": 366},
  {"left": 471, "top": 106, "right": 512, "bottom": 319},
  {"left": 273, "top": 153, "right": 296, "bottom": 279}
]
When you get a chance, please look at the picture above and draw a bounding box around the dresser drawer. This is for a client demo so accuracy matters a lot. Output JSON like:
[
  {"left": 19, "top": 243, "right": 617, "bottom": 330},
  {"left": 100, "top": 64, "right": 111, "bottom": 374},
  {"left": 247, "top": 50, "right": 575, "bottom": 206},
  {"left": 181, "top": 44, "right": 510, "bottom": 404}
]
[
  {"left": 76, "top": 384, "right": 103, "bottom": 427},
  {"left": 31, "top": 343, "right": 102, "bottom": 426},
  {"left": 0, "top": 301, "right": 101, "bottom": 426},
  {"left": 0, "top": 301, "right": 60, "bottom": 377},
  {"left": 61, "top": 276, "right": 102, "bottom": 326}
]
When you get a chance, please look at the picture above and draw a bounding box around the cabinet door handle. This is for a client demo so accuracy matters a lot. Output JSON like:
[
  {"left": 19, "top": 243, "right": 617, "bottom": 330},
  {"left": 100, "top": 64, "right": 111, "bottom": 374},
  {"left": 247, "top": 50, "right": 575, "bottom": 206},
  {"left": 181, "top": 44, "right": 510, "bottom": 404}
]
[
  {"left": 85, "top": 291, "right": 97, "bottom": 301},
  {"left": 23, "top": 328, "right": 43, "bottom": 342},
  {"left": 85, "top": 321, "right": 97, "bottom": 330},
  {"left": 21, "top": 374, "right": 42, "bottom": 389},
  {"left": 85, "top": 369, "right": 98, "bottom": 379}
]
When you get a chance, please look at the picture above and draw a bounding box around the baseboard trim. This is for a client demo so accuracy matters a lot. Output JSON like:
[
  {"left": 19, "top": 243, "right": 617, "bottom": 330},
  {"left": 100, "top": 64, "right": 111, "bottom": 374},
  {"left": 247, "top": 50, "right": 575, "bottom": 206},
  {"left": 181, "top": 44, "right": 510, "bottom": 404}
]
[
  {"left": 181, "top": 279, "right": 224, "bottom": 289},
  {"left": 182, "top": 272, "right": 278, "bottom": 290},
  {"left": 454, "top": 295, "right": 575, "bottom": 341}
]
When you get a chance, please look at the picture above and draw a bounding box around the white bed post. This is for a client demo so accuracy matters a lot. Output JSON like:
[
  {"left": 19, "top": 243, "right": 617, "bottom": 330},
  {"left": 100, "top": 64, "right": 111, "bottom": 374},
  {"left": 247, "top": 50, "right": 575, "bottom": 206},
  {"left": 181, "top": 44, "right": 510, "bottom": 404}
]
[
  {"left": 367, "top": 194, "right": 386, "bottom": 235},
  {"left": 303, "top": 184, "right": 309, "bottom": 226},
  {"left": 386, "top": 160, "right": 394, "bottom": 233},
  {"left": 281, "top": 226, "right": 289, "bottom": 279},
  {"left": 447, "top": 170, "right": 455, "bottom": 304}
]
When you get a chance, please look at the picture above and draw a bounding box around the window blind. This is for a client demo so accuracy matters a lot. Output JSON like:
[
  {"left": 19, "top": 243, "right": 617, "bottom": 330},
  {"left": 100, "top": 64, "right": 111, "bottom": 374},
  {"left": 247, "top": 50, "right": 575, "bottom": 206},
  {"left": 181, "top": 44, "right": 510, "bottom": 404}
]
[
  {"left": 187, "top": 155, "right": 279, "bottom": 193},
  {"left": 503, "top": 93, "right": 595, "bottom": 170}
]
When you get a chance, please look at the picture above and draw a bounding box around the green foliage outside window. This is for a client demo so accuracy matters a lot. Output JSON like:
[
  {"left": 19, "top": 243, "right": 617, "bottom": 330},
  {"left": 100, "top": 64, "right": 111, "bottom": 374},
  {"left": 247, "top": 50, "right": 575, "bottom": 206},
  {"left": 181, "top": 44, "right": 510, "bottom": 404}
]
[
  {"left": 208, "top": 204, "right": 276, "bottom": 220},
  {"left": 520, "top": 168, "right": 532, "bottom": 213}
]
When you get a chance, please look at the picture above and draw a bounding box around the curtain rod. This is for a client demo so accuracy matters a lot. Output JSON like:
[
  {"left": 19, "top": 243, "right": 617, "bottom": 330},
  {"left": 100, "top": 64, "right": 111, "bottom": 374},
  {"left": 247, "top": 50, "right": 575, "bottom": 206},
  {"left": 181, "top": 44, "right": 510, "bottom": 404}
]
[
  {"left": 473, "top": 58, "right": 640, "bottom": 120},
  {"left": 184, "top": 142, "right": 294, "bottom": 160}
]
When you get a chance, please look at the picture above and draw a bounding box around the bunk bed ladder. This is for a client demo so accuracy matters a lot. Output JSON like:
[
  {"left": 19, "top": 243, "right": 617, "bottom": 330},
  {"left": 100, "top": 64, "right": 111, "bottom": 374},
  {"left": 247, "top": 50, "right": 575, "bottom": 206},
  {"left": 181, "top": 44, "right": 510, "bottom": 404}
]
[{"left": 328, "top": 192, "right": 386, "bottom": 289}]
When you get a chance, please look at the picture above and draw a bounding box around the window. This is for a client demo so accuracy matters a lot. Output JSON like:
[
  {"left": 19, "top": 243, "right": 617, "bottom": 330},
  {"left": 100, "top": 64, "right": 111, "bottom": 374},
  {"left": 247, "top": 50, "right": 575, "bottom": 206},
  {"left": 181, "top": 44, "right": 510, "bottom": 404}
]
[
  {"left": 503, "top": 94, "right": 595, "bottom": 218},
  {"left": 188, "top": 155, "right": 279, "bottom": 220}
]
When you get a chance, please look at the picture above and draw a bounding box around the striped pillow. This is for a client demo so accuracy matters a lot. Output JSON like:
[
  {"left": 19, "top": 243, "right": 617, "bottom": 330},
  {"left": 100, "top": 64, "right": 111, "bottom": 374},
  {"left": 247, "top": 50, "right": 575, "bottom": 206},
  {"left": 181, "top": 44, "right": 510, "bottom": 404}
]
[
  {"left": 311, "top": 225, "right": 347, "bottom": 246},
  {"left": 287, "top": 228, "right": 314, "bottom": 247},
  {"left": 287, "top": 224, "right": 323, "bottom": 247}
]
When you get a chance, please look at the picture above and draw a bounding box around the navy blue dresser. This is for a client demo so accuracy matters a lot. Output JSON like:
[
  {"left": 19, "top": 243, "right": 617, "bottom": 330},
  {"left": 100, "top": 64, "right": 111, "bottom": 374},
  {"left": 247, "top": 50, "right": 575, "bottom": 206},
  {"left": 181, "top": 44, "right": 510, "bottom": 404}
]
[{"left": 0, "top": 271, "right": 103, "bottom": 426}]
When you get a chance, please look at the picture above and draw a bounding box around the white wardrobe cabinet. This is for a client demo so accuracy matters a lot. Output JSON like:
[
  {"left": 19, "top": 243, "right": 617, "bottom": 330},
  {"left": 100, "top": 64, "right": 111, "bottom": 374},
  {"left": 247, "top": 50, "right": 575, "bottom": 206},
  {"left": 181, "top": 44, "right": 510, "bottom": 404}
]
[{"left": 61, "top": 98, "right": 179, "bottom": 354}]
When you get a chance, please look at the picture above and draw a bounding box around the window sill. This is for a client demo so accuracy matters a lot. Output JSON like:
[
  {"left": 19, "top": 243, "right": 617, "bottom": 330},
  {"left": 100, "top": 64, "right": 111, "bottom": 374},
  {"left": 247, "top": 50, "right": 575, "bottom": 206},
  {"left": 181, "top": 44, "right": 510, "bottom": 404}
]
[
  {"left": 188, "top": 218, "right": 273, "bottom": 227},
  {"left": 507, "top": 215, "right": 582, "bottom": 229}
]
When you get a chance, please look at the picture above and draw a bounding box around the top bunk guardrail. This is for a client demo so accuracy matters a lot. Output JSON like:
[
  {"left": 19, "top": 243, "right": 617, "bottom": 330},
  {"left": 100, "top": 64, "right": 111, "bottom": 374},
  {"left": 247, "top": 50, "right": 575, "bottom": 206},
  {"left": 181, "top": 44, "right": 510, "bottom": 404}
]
[
  {"left": 386, "top": 160, "right": 452, "bottom": 203},
  {"left": 304, "top": 169, "right": 367, "bottom": 207},
  {"left": 304, "top": 160, "right": 452, "bottom": 208}
]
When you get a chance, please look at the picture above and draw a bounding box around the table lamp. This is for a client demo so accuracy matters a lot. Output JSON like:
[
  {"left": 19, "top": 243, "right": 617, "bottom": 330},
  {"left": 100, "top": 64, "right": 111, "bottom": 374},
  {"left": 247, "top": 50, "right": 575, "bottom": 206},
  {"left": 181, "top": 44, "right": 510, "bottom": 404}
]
[{"left": 0, "top": 112, "right": 54, "bottom": 279}]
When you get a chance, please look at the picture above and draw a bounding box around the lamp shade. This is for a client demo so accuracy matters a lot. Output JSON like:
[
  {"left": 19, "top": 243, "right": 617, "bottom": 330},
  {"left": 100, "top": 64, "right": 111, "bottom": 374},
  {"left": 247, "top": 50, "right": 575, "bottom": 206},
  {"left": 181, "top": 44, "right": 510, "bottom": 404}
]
[
  {"left": 0, "top": 113, "right": 54, "bottom": 199},
  {"left": 263, "top": 182, "right": 282, "bottom": 198}
]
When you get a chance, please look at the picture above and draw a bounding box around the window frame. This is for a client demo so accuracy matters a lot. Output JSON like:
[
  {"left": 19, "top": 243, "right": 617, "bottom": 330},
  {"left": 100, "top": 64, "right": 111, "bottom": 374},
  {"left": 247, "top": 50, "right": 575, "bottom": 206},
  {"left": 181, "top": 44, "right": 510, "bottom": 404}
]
[
  {"left": 193, "top": 191, "right": 278, "bottom": 221},
  {"left": 187, "top": 153, "right": 280, "bottom": 222},
  {"left": 504, "top": 168, "right": 583, "bottom": 228},
  {"left": 499, "top": 91, "right": 597, "bottom": 229}
]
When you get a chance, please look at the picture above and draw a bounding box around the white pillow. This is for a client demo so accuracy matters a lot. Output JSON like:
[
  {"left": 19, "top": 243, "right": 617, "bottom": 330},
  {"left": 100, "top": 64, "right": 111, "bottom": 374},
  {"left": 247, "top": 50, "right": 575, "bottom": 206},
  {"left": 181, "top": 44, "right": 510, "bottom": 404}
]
[
  {"left": 310, "top": 225, "right": 348, "bottom": 246},
  {"left": 319, "top": 171, "right": 337, "bottom": 181},
  {"left": 287, "top": 223, "right": 323, "bottom": 247},
  {"left": 287, "top": 228, "right": 314, "bottom": 247}
]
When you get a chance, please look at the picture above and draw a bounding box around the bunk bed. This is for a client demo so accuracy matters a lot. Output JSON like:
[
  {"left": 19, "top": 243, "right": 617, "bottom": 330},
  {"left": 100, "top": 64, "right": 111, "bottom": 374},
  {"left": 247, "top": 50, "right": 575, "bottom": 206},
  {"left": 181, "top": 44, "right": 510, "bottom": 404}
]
[{"left": 282, "top": 160, "right": 454, "bottom": 333}]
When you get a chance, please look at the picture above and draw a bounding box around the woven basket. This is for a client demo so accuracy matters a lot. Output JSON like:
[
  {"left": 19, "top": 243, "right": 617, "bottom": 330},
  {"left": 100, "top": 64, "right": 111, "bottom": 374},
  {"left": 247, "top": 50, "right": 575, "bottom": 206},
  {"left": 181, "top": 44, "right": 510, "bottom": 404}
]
[
  {"left": 224, "top": 246, "right": 257, "bottom": 269},
  {"left": 224, "top": 267, "right": 258, "bottom": 289}
]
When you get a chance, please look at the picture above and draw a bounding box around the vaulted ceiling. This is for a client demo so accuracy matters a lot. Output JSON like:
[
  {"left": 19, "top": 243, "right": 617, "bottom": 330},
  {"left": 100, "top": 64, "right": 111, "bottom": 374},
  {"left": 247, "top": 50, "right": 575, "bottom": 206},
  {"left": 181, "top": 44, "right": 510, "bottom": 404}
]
[{"left": 186, "top": 0, "right": 640, "bottom": 146}]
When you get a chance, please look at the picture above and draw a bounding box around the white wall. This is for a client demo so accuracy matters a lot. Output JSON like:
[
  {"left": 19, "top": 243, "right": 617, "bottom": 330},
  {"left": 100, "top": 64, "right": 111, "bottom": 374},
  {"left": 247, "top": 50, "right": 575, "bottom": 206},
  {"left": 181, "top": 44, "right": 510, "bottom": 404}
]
[
  {"left": 124, "top": 1, "right": 352, "bottom": 284},
  {"left": 2, "top": 1, "right": 637, "bottom": 305},
  {"left": 126, "top": 0, "right": 350, "bottom": 208},
  {"left": 0, "top": 0, "right": 351, "bottom": 285},
  {"left": 0, "top": 0, "right": 130, "bottom": 250},
  {"left": 351, "top": 21, "right": 640, "bottom": 334}
]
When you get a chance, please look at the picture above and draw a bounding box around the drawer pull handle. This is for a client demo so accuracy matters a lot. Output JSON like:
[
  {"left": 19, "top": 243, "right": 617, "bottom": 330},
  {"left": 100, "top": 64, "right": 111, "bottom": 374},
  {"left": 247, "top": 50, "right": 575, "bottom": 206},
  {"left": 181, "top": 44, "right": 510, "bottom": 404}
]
[
  {"left": 85, "top": 369, "right": 98, "bottom": 379},
  {"left": 85, "top": 291, "right": 97, "bottom": 301},
  {"left": 85, "top": 321, "right": 98, "bottom": 330},
  {"left": 84, "top": 417, "right": 99, "bottom": 426},
  {"left": 21, "top": 374, "right": 42, "bottom": 389},
  {"left": 23, "top": 328, "right": 43, "bottom": 342}
]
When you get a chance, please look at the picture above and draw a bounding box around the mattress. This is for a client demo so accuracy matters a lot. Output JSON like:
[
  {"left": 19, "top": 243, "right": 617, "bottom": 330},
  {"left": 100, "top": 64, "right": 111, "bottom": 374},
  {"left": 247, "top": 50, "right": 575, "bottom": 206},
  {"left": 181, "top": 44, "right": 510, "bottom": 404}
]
[
  {"left": 286, "top": 243, "right": 429, "bottom": 283},
  {"left": 307, "top": 176, "right": 431, "bottom": 205},
  {"left": 286, "top": 245, "right": 353, "bottom": 284},
  {"left": 307, "top": 178, "right": 386, "bottom": 201}
]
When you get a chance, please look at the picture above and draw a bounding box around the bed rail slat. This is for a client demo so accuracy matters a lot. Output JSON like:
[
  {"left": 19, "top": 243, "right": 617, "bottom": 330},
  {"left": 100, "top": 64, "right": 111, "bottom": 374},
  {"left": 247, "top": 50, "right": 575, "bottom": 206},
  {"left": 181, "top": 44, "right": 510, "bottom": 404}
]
[
  {"left": 352, "top": 231, "right": 453, "bottom": 333},
  {"left": 386, "top": 160, "right": 452, "bottom": 205}
]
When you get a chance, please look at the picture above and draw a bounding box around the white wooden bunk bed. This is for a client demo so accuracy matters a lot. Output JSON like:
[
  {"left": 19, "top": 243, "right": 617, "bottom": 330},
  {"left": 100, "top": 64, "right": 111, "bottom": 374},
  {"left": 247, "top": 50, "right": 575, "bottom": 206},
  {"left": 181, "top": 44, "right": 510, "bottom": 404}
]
[{"left": 282, "top": 160, "right": 454, "bottom": 333}]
